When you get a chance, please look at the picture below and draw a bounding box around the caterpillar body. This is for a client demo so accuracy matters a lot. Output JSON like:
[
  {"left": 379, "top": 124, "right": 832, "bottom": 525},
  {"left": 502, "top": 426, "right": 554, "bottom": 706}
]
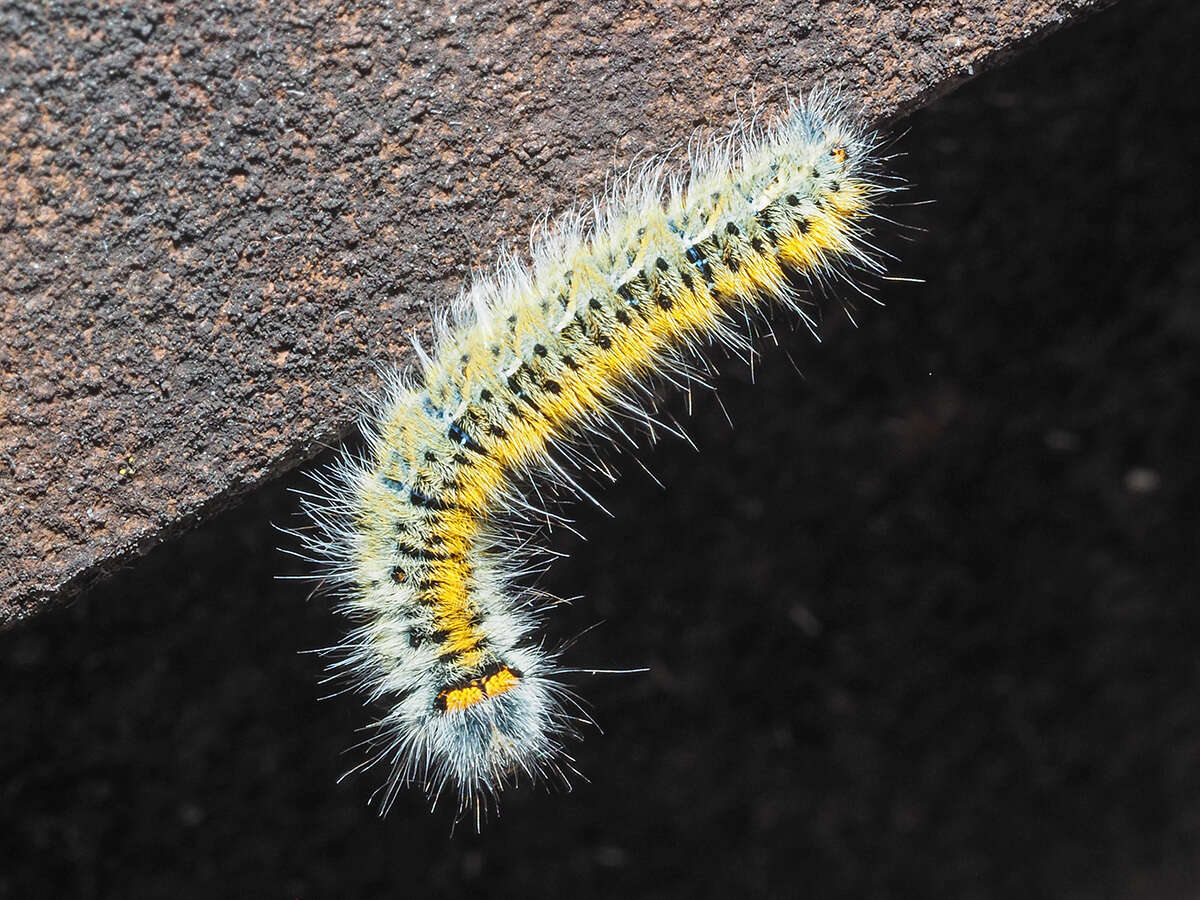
[{"left": 298, "top": 93, "right": 891, "bottom": 816}]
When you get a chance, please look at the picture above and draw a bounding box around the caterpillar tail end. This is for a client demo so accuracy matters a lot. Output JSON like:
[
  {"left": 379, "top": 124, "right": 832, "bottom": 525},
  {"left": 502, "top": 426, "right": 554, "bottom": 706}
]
[{"left": 370, "top": 648, "right": 580, "bottom": 818}]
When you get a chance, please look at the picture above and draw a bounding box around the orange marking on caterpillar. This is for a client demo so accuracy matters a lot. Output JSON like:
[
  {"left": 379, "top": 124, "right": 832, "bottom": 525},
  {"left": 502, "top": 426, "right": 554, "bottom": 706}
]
[{"left": 437, "top": 665, "right": 523, "bottom": 712}]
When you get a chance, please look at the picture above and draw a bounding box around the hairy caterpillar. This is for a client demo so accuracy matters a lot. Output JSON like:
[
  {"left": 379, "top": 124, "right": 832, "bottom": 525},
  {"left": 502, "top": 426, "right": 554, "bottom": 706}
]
[{"left": 296, "top": 92, "right": 893, "bottom": 817}]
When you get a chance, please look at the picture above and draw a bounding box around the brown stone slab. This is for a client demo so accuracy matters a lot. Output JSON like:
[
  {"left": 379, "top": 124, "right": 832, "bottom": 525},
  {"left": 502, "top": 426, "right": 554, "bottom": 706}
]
[{"left": 0, "top": 0, "right": 1118, "bottom": 623}]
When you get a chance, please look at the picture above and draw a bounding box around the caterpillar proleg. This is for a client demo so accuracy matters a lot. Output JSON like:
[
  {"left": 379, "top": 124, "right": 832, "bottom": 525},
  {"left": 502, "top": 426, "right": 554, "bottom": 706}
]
[{"left": 296, "top": 92, "right": 894, "bottom": 817}]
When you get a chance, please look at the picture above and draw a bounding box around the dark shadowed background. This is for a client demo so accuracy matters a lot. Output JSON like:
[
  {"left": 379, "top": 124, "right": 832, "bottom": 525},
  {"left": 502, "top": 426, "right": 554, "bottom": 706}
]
[{"left": 2, "top": 0, "right": 1199, "bottom": 896}]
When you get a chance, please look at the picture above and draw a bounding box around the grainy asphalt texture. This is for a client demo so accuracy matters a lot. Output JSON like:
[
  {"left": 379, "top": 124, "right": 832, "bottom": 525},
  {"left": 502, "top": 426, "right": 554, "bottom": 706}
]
[
  {"left": 3, "top": 0, "right": 1199, "bottom": 896},
  {"left": 0, "top": 0, "right": 1115, "bottom": 621}
]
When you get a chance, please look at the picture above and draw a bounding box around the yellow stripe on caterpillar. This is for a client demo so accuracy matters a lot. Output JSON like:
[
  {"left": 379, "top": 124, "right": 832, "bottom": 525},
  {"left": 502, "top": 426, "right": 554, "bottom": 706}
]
[{"left": 437, "top": 664, "right": 524, "bottom": 713}]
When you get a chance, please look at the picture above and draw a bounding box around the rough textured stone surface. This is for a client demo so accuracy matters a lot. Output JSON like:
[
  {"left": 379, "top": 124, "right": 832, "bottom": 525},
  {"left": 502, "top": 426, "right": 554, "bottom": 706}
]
[{"left": 0, "top": 0, "right": 1116, "bottom": 622}]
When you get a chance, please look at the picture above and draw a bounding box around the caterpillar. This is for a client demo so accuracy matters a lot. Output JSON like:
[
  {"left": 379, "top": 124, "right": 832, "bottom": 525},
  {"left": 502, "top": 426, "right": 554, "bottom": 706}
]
[{"left": 296, "top": 91, "right": 893, "bottom": 818}]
